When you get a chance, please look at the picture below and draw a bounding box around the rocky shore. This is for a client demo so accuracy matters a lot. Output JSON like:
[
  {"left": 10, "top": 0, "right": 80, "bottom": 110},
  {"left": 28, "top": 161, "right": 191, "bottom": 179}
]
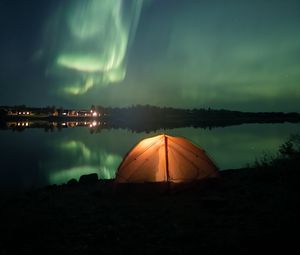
[{"left": 0, "top": 165, "right": 299, "bottom": 255}]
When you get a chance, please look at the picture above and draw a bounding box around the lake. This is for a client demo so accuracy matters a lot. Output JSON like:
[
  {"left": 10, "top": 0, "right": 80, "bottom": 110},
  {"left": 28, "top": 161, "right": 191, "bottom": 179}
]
[{"left": 0, "top": 122, "right": 299, "bottom": 191}]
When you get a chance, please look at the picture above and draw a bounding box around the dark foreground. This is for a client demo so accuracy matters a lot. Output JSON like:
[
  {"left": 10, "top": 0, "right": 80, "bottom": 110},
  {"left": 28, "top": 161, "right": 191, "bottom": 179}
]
[{"left": 0, "top": 167, "right": 299, "bottom": 255}]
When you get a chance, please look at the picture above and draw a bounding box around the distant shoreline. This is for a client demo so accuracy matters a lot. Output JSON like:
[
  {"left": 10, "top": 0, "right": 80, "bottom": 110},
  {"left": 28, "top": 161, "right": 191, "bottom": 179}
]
[{"left": 1, "top": 105, "right": 300, "bottom": 132}]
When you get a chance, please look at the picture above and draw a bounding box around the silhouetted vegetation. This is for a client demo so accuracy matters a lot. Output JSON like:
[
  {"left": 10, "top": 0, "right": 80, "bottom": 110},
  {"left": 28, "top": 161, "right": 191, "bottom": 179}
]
[
  {"left": 253, "top": 134, "right": 300, "bottom": 169},
  {"left": 105, "top": 105, "right": 300, "bottom": 132},
  {"left": 107, "top": 104, "right": 300, "bottom": 123}
]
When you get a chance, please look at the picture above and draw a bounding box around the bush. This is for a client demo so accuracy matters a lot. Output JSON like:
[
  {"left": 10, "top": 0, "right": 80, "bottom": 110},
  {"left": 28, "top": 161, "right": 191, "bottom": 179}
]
[
  {"left": 279, "top": 134, "right": 300, "bottom": 158},
  {"left": 253, "top": 134, "right": 300, "bottom": 169}
]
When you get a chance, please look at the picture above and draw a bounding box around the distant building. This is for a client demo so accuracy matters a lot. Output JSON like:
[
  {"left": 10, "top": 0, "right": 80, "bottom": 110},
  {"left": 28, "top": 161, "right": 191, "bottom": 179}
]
[
  {"left": 7, "top": 110, "right": 32, "bottom": 116},
  {"left": 7, "top": 110, "right": 18, "bottom": 116},
  {"left": 67, "top": 110, "right": 78, "bottom": 117},
  {"left": 78, "top": 110, "right": 91, "bottom": 117}
]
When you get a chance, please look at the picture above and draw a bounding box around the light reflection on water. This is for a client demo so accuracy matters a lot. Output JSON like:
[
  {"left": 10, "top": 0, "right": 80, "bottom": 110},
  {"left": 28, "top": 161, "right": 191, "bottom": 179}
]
[{"left": 0, "top": 123, "right": 299, "bottom": 190}]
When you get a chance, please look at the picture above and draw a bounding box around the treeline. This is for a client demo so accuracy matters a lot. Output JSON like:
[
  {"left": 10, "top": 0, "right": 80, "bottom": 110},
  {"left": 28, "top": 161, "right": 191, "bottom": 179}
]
[
  {"left": 105, "top": 104, "right": 299, "bottom": 120},
  {"left": 105, "top": 104, "right": 300, "bottom": 123}
]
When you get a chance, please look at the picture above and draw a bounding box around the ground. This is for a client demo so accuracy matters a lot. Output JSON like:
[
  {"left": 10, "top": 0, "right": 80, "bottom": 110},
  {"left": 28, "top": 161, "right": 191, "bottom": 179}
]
[{"left": 0, "top": 166, "right": 299, "bottom": 255}]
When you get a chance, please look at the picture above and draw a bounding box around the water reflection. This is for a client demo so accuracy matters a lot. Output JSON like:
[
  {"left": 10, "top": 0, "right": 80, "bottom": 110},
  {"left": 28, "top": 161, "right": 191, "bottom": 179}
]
[
  {"left": 4, "top": 120, "right": 105, "bottom": 130},
  {"left": 0, "top": 123, "right": 299, "bottom": 190},
  {"left": 43, "top": 139, "right": 122, "bottom": 185}
]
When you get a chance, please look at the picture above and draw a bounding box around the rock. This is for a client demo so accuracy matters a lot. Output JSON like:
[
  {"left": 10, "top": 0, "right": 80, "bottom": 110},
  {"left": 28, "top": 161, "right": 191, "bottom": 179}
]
[
  {"left": 67, "top": 178, "right": 78, "bottom": 185},
  {"left": 79, "top": 173, "right": 99, "bottom": 185}
]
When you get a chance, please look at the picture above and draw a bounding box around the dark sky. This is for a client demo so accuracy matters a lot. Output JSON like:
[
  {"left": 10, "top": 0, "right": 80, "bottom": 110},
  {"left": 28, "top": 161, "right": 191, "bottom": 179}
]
[{"left": 0, "top": 0, "right": 299, "bottom": 111}]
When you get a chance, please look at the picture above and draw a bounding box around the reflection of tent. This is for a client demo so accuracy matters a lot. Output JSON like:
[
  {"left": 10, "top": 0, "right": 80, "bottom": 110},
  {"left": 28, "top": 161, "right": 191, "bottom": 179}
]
[{"left": 115, "top": 134, "right": 219, "bottom": 183}]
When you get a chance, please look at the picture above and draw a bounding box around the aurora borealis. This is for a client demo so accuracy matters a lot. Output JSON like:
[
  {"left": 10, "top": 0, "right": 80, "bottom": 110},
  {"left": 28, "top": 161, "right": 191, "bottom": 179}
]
[
  {"left": 48, "top": 0, "right": 143, "bottom": 95},
  {"left": 0, "top": 0, "right": 300, "bottom": 111}
]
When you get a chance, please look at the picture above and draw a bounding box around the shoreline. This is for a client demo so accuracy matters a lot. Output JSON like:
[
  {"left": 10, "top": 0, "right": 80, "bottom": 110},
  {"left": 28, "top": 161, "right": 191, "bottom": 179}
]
[{"left": 1, "top": 166, "right": 299, "bottom": 254}]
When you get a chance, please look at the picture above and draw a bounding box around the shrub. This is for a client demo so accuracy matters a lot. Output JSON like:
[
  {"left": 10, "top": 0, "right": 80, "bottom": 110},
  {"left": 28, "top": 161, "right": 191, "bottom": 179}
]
[{"left": 253, "top": 134, "right": 300, "bottom": 168}]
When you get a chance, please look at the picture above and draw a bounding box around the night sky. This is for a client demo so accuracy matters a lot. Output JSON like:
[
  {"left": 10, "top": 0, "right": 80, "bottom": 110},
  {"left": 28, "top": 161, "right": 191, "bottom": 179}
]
[{"left": 0, "top": 0, "right": 299, "bottom": 111}]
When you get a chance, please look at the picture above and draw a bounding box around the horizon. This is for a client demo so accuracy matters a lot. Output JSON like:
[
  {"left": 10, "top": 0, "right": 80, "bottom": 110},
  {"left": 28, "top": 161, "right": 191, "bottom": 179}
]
[{"left": 2, "top": 103, "right": 300, "bottom": 114}]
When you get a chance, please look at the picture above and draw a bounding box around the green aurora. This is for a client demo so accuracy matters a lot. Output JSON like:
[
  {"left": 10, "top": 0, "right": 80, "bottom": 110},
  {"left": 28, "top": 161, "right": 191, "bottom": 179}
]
[
  {"left": 0, "top": 0, "right": 299, "bottom": 111},
  {"left": 46, "top": 0, "right": 144, "bottom": 95}
]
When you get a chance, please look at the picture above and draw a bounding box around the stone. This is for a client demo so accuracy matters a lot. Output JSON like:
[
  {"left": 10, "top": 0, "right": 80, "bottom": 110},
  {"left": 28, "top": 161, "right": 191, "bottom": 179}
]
[{"left": 79, "top": 173, "right": 99, "bottom": 184}]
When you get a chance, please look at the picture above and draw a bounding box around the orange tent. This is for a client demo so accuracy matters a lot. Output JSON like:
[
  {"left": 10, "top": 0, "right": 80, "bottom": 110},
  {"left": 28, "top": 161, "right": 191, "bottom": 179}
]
[{"left": 115, "top": 134, "right": 219, "bottom": 183}]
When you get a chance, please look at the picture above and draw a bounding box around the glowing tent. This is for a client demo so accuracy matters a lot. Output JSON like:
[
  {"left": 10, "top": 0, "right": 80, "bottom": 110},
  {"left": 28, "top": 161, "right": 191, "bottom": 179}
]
[{"left": 115, "top": 134, "right": 219, "bottom": 183}]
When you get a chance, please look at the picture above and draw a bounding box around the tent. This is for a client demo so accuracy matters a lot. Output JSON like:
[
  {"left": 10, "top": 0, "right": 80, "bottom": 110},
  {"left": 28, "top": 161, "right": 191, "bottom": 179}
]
[{"left": 115, "top": 134, "right": 219, "bottom": 183}]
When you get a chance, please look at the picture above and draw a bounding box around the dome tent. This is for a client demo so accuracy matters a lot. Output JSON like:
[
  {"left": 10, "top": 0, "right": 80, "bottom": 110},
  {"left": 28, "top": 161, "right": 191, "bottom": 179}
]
[{"left": 115, "top": 134, "right": 219, "bottom": 183}]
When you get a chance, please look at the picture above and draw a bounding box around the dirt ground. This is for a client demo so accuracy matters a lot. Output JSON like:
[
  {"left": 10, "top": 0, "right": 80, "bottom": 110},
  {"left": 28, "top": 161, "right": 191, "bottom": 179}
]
[{"left": 0, "top": 167, "right": 299, "bottom": 255}]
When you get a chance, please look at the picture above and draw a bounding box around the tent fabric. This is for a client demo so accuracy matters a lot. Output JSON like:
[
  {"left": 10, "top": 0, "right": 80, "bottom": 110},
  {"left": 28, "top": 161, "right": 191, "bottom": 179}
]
[{"left": 115, "top": 134, "right": 219, "bottom": 183}]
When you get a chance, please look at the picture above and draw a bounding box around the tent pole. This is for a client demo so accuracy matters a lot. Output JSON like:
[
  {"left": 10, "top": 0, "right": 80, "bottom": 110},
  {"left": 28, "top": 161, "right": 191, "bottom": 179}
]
[{"left": 164, "top": 135, "right": 170, "bottom": 182}]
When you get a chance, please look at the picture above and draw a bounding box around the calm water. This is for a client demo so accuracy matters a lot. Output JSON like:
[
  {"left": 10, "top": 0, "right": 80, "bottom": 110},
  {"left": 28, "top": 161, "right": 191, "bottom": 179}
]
[{"left": 0, "top": 123, "right": 299, "bottom": 191}]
